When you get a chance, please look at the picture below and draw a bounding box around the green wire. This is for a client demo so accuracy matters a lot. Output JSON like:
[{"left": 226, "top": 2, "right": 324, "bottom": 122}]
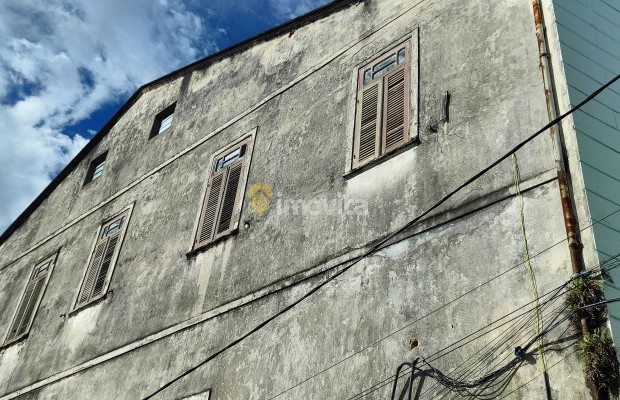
[{"left": 511, "top": 154, "right": 548, "bottom": 372}]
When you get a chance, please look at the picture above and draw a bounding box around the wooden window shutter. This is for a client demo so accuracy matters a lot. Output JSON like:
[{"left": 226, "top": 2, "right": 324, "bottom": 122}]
[
  {"left": 194, "top": 136, "right": 253, "bottom": 250},
  {"left": 195, "top": 169, "right": 226, "bottom": 247},
  {"left": 5, "top": 254, "right": 55, "bottom": 344},
  {"left": 352, "top": 40, "right": 412, "bottom": 169},
  {"left": 214, "top": 159, "right": 244, "bottom": 237},
  {"left": 353, "top": 79, "right": 382, "bottom": 168},
  {"left": 75, "top": 209, "right": 130, "bottom": 309},
  {"left": 382, "top": 66, "right": 409, "bottom": 154}
]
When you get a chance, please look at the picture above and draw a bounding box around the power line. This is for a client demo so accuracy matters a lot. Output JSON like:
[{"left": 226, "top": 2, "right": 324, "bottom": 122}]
[
  {"left": 267, "top": 208, "right": 620, "bottom": 399},
  {"left": 363, "top": 293, "right": 620, "bottom": 400},
  {"left": 142, "top": 68, "right": 620, "bottom": 399},
  {"left": 350, "top": 289, "right": 569, "bottom": 399},
  {"left": 497, "top": 349, "right": 577, "bottom": 399},
  {"left": 409, "top": 297, "right": 620, "bottom": 396},
  {"left": 357, "top": 264, "right": 616, "bottom": 400},
  {"left": 348, "top": 255, "right": 620, "bottom": 399}
]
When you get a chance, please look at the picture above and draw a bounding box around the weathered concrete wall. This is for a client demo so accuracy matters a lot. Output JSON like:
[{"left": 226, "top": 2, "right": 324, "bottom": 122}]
[{"left": 0, "top": 0, "right": 592, "bottom": 398}]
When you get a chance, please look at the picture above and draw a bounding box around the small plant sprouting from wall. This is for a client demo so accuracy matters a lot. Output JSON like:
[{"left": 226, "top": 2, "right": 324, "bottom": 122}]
[
  {"left": 565, "top": 275, "right": 620, "bottom": 396},
  {"left": 565, "top": 277, "right": 607, "bottom": 330},
  {"left": 579, "top": 329, "right": 620, "bottom": 396}
]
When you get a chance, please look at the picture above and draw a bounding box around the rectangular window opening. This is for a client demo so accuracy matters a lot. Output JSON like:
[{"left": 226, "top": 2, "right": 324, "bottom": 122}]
[
  {"left": 73, "top": 207, "right": 131, "bottom": 311},
  {"left": 194, "top": 136, "right": 254, "bottom": 251},
  {"left": 84, "top": 152, "right": 108, "bottom": 185},
  {"left": 4, "top": 253, "right": 56, "bottom": 345},
  {"left": 150, "top": 102, "right": 177, "bottom": 139},
  {"left": 352, "top": 39, "right": 413, "bottom": 170}
]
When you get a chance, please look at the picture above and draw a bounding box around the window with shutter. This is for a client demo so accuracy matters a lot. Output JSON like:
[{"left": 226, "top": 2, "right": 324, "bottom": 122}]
[
  {"left": 4, "top": 252, "right": 57, "bottom": 345},
  {"left": 194, "top": 135, "right": 254, "bottom": 250},
  {"left": 74, "top": 207, "right": 132, "bottom": 311},
  {"left": 352, "top": 39, "right": 412, "bottom": 169}
]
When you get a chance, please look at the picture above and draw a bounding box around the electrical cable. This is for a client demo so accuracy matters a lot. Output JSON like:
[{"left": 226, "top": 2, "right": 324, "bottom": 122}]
[
  {"left": 354, "top": 301, "right": 569, "bottom": 400},
  {"left": 366, "top": 263, "right": 620, "bottom": 400},
  {"left": 427, "top": 298, "right": 568, "bottom": 399},
  {"left": 349, "top": 255, "right": 620, "bottom": 399},
  {"left": 356, "top": 293, "right": 568, "bottom": 399},
  {"left": 353, "top": 255, "right": 620, "bottom": 399},
  {"left": 142, "top": 71, "right": 620, "bottom": 399},
  {"left": 437, "top": 301, "right": 568, "bottom": 399},
  {"left": 347, "top": 284, "right": 569, "bottom": 399},
  {"left": 511, "top": 153, "right": 548, "bottom": 373},
  {"left": 496, "top": 349, "right": 577, "bottom": 399},
  {"left": 410, "top": 297, "right": 620, "bottom": 396},
  {"left": 267, "top": 207, "right": 620, "bottom": 399},
  {"left": 423, "top": 257, "right": 620, "bottom": 400},
  {"left": 278, "top": 249, "right": 620, "bottom": 400}
]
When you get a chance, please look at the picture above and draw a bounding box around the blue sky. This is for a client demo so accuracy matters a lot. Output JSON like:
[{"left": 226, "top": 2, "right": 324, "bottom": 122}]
[{"left": 0, "top": 0, "right": 330, "bottom": 233}]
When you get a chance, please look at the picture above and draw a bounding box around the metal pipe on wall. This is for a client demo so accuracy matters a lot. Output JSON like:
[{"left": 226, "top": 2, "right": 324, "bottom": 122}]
[
  {"left": 531, "top": 0, "right": 585, "bottom": 277},
  {"left": 530, "top": 1, "right": 604, "bottom": 399}
]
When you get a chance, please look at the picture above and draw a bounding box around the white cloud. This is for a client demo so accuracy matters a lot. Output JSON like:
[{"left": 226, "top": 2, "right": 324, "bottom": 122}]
[
  {"left": 268, "top": 0, "right": 330, "bottom": 20},
  {"left": 0, "top": 0, "right": 216, "bottom": 232}
]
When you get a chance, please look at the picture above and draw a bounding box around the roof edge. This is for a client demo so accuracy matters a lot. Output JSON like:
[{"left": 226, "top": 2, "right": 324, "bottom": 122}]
[{"left": 0, "top": 0, "right": 363, "bottom": 246}]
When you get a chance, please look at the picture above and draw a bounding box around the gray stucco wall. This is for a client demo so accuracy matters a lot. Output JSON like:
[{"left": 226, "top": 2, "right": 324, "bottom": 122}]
[
  {"left": 550, "top": 0, "right": 620, "bottom": 342},
  {"left": 0, "top": 0, "right": 593, "bottom": 398}
]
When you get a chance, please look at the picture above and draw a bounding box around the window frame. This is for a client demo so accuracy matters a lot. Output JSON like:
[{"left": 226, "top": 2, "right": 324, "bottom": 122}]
[
  {"left": 149, "top": 102, "right": 177, "bottom": 139},
  {"left": 84, "top": 151, "right": 108, "bottom": 185},
  {"left": 3, "top": 251, "right": 58, "bottom": 347},
  {"left": 71, "top": 204, "right": 134, "bottom": 313},
  {"left": 192, "top": 129, "right": 256, "bottom": 252},
  {"left": 347, "top": 30, "right": 419, "bottom": 174}
]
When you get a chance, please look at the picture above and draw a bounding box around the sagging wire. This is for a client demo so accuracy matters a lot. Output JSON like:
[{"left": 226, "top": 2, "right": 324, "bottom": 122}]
[
  {"left": 413, "top": 296, "right": 620, "bottom": 395},
  {"left": 144, "top": 71, "right": 620, "bottom": 400},
  {"left": 349, "top": 284, "right": 569, "bottom": 399},
  {"left": 349, "top": 283, "right": 567, "bottom": 399},
  {"left": 350, "top": 255, "right": 620, "bottom": 399},
  {"left": 511, "top": 153, "right": 547, "bottom": 373},
  {"left": 355, "top": 289, "right": 569, "bottom": 400},
  {"left": 270, "top": 206, "right": 620, "bottom": 400}
]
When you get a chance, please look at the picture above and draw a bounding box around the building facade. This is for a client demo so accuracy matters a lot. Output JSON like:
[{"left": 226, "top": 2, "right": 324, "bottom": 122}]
[{"left": 0, "top": 0, "right": 618, "bottom": 398}]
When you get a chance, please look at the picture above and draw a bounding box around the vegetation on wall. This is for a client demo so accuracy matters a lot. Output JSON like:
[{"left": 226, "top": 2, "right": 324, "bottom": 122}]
[
  {"left": 564, "top": 275, "right": 619, "bottom": 396},
  {"left": 565, "top": 277, "right": 607, "bottom": 330},
  {"left": 579, "top": 329, "right": 620, "bottom": 395}
]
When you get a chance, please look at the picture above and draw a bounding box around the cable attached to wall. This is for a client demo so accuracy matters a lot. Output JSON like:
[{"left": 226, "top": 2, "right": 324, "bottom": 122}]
[
  {"left": 511, "top": 154, "right": 550, "bottom": 397},
  {"left": 352, "top": 255, "right": 620, "bottom": 399},
  {"left": 141, "top": 70, "right": 620, "bottom": 400}
]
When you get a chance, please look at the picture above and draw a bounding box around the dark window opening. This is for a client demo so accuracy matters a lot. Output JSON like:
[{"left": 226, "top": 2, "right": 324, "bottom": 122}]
[
  {"left": 149, "top": 102, "right": 176, "bottom": 139},
  {"left": 84, "top": 152, "right": 108, "bottom": 185}
]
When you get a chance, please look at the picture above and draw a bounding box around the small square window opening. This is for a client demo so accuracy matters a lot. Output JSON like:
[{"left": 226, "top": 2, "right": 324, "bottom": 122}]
[
  {"left": 84, "top": 152, "right": 108, "bottom": 185},
  {"left": 150, "top": 102, "right": 176, "bottom": 139}
]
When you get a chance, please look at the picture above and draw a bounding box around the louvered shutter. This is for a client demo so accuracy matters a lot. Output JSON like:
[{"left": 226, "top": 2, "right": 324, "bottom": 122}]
[
  {"left": 382, "top": 66, "right": 409, "bottom": 154},
  {"left": 7, "top": 281, "right": 37, "bottom": 341},
  {"left": 215, "top": 160, "right": 244, "bottom": 237},
  {"left": 76, "top": 240, "right": 107, "bottom": 307},
  {"left": 75, "top": 210, "right": 129, "bottom": 309},
  {"left": 5, "top": 258, "right": 53, "bottom": 344},
  {"left": 195, "top": 169, "right": 226, "bottom": 247},
  {"left": 353, "top": 80, "right": 382, "bottom": 168},
  {"left": 92, "top": 234, "right": 119, "bottom": 297}
]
